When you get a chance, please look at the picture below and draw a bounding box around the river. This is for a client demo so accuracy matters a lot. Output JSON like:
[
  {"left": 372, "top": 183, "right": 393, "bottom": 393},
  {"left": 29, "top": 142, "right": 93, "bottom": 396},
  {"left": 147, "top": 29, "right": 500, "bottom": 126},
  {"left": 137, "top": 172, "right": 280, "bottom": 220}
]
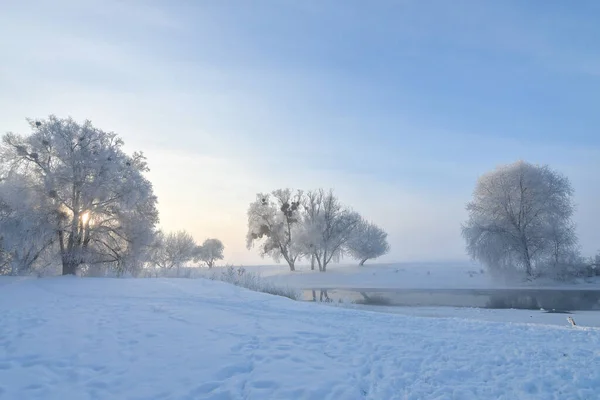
[{"left": 302, "top": 288, "right": 600, "bottom": 311}]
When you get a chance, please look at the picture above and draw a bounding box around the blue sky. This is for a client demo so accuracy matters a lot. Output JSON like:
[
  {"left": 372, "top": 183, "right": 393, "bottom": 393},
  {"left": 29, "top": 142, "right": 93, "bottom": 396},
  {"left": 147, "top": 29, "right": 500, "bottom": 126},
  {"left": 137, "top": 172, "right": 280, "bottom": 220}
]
[{"left": 2, "top": 0, "right": 600, "bottom": 264}]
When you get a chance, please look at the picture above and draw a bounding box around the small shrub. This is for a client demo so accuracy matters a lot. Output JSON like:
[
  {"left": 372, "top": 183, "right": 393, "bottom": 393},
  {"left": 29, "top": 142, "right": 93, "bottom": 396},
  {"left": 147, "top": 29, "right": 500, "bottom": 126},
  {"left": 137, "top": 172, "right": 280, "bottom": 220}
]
[
  {"left": 354, "top": 292, "right": 392, "bottom": 306},
  {"left": 205, "top": 265, "right": 300, "bottom": 301}
]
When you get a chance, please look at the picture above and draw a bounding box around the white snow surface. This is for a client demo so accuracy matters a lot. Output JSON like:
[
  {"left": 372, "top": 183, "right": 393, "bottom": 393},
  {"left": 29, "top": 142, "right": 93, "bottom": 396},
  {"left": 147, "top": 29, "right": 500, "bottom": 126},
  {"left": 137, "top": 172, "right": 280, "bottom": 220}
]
[
  {"left": 342, "top": 305, "right": 600, "bottom": 328},
  {"left": 1, "top": 276, "right": 600, "bottom": 400}
]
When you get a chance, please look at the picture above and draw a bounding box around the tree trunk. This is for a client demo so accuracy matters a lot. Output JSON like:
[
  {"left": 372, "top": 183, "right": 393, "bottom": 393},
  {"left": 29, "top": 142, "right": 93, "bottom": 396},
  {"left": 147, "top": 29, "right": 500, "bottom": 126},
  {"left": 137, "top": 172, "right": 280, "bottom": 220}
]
[
  {"left": 359, "top": 258, "right": 368, "bottom": 266},
  {"left": 282, "top": 252, "right": 295, "bottom": 271},
  {"left": 311, "top": 255, "right": 315, "bottom": 271},
  {"left": 521, "top": 236, "right": 532, "bottom": 277},
  {"left": 320, "top": 251, "right": 327, "bottom": 272},
  {"left": 62, "top": 225, "right": 82, "bottom": 275},
  {"left": 314, "top": 254, "right": 323, "bottom": 272},
  {"left": 61, "top": 257, "right": 78, "bottom": 275},
  {"left": 524, "top": 256, "right": 532, "bottom": 277},
  {"left": 10, "top": 259, "right": 18, "bottom": 276},
  {"left": 58, "top": 230, "right": 73, "bottom": 275}
]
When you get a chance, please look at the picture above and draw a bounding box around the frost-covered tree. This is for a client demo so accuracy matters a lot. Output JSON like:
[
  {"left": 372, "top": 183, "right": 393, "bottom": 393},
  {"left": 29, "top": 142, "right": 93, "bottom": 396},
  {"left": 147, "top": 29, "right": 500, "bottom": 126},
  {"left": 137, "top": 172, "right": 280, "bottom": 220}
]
[
  {"left": 0, "top": 246, "right": 8, "bottom": 275},
  {"left": 1, "top": 116, "right": 159, "bottom": 275},
  {"left": 544, "top": 217, "right": 579, "bottom": 277},
  {"left": 195, "top": 238, "right": 224, "bottom": 268},
  {"left": 0, "top": 173, "right": 56, "bottom": 275},
  {"left": 150, "top": 230, "right": 198, "bottom": 275},
  {"left": 299, "top": 189, "right": 361, "bottom": 272},
  {"left": 583, "top": 252, "right": 600, "bottom": 277},
  {"left": 246, "top": 189, "right": 303, "bottom": 271},
  {"left": 300, "top": 189, "right": 323, "bottom": 270},
  {"left": 347, "top": 218, "right": 390, "bottom": 266},
  {"left": 462, "top": 160, "right": 577, "bottom": 278}
]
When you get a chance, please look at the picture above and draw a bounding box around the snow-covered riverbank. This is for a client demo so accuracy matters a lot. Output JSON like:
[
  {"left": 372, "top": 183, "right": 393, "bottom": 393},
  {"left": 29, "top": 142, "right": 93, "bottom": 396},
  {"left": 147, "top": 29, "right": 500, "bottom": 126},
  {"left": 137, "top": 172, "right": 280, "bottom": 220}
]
[{"left": 1, "top": 276, "right": 599, "bottom": 399}]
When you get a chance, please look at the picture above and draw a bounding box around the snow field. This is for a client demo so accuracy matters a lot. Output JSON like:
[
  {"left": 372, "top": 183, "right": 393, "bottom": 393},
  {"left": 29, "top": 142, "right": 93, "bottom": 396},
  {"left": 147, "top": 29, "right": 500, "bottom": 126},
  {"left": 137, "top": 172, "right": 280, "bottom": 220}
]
[
  {"left": 0, "top": 276, "right": 599, "bottom": 399},
  {"left": 335, "top": 304, "right": 600, "bottom": 328}
]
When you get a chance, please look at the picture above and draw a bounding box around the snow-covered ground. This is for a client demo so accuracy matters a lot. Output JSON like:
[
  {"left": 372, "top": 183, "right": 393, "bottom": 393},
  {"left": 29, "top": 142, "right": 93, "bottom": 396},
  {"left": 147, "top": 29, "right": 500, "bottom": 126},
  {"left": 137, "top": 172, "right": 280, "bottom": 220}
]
[
  {"left": 340, "top": 304, "right": 600, "bottom": 328},
  {"left": 1, "top": 276, "right": 600, "bottom": 399},
  {"left": 250, "top": 262, "right": 600, "bottom": 290}
]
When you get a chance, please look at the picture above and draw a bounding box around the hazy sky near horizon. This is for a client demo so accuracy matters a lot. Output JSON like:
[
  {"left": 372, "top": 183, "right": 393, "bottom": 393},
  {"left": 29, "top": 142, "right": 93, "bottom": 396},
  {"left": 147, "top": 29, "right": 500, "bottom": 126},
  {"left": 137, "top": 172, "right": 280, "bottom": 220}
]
[{"left": 2, "top": 0, "right": 600, "bottom": 265}]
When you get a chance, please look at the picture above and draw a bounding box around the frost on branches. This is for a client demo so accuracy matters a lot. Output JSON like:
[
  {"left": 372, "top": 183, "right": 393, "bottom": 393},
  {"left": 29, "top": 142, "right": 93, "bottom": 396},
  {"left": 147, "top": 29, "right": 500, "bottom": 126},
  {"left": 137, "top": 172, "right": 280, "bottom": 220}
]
[
  {"left": 347, "top": 218, "right": 390, "bottom": 266},
  {"left": 195, "top": 238, "right": 225, "bottom": 269},
  {"left": 0, "top": 116, "right": 159, "bottom": 276},
  {"left": 299, "top": 189, "right": 361, "bottom": 272},
  {"left": 246, "top": 188, "right": 389, "bottom": 271},
  {"left": 148, "top": 232, "right": 225, "bottom": 275},
  {"left": 149, "top": 230, "right": 198, "bottom": 276},
  {"left": 0, "top": 174, "right": 56, "bottom": 275},
  {"left": 462, "top": 160, "right": 579, "bottom": 279},
  {"left": 246, "top": 189, "right": 303, "bottom": 271}
]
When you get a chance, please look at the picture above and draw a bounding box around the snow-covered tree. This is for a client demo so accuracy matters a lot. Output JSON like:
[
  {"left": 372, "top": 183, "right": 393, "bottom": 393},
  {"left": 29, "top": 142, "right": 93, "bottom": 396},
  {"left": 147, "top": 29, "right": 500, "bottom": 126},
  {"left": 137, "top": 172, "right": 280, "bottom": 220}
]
[
  {"left": 584, "top": 252, "right": 600, "bottom": 277},
  {"left": 150, "top": 230, "right": 198, "bottom": 275},
  {"left": 0, "top": 173, "right": 56, "bottom": 275},
  {"left": 462, "top": 160, "right": 577, "bottom": 278},
  {"left": 299, "top": 189, "right": 324, "bottom": 270},
  {"left": 347, "top": 218, "right": 390, "bottom": 266},
  {"left": 1, "top": 116, "right": 159, "bottom": 275},
  {"left": 195, "top": 238, "right": 224, "bottom": 269},
  {"left": 299, "top": 189, "right": 361, "bottom": 272},
  {"left": 246, "top": 189, "right": 303, "bottom": 271},
  {"left": 543, "top": 216, "right": 579, "bottom": 277}
]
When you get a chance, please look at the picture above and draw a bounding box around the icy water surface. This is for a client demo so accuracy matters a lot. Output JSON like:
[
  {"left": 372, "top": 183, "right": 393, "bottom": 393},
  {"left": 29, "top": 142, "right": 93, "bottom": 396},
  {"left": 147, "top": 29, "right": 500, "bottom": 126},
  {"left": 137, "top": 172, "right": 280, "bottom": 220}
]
[{"left": 303, "top": 288, "right": 600, "bottom": 311}]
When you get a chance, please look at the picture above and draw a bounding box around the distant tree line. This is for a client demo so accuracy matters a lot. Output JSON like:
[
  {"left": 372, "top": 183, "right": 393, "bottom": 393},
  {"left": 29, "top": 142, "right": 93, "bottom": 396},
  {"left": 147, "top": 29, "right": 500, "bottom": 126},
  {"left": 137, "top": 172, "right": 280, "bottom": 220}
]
[{"left": 150, "top": 232, "right": 224, "bottom": 276}]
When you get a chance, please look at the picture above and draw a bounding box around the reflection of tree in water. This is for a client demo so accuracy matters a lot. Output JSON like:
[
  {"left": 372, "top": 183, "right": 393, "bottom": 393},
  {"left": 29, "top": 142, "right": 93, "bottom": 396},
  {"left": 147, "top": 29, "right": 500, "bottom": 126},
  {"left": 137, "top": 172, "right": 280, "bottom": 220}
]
[
  {"left": 486, "top": 291, "right": 600, "bottom": 311},
  {"left": 487, "top": 295, "right": 539, "bottom": 310},
  {"left": 311, "top": 289, "right": 331, "bottom": 302}
]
